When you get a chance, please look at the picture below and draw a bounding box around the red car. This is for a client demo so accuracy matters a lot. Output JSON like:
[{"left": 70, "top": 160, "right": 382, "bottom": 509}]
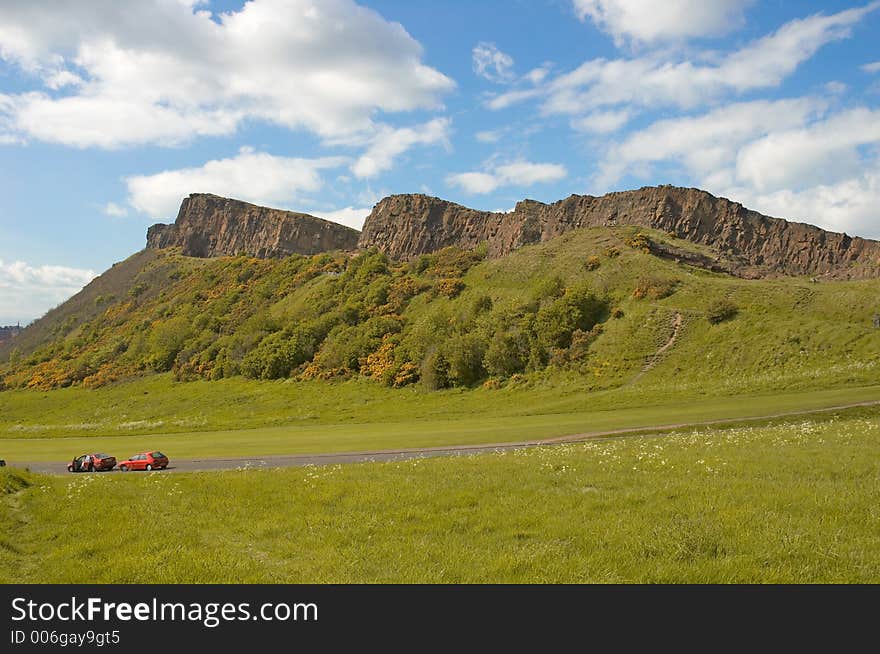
[
  {"left": 68, "top": 453, "right": 116, "bottom": 473},
  {"left": 118, "top": 451, "right": 169, "bottom": 472}
]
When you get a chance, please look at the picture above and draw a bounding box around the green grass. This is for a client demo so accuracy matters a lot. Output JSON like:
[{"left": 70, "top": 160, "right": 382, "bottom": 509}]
[
  {"left": 3, "top": 412, "right": 878, "bottom": 583},
  {"left": 1, "top": 383, "right": 878, "bottom": 461}
]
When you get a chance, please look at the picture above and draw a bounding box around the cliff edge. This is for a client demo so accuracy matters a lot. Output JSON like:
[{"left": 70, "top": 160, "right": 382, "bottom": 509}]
[
  {"left": 357, "top": 186, "right": 880, "bottom": 279},
  {"left": 147, "top": 194, "right": 360, "bottom": 258}
]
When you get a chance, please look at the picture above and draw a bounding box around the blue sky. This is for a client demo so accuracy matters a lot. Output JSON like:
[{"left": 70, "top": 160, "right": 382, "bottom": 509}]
[{"left": 1, "top": 0, "right": 879, "bottom": 324}]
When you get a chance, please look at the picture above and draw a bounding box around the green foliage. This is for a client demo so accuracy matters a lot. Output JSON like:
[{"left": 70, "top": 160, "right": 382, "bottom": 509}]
[
  {"left": 533, "top": 285, "right": 607, "bottom": 350},
  {"left": 240, "top": 327, "right": 316, "bottom": 380},
  {"left": 420, "top": 351, "right": 450, "bottom": 390},
  {"left": 445, "top": 334, "right": 487, "bottom": 387},
  {"left": 633, "top": 276, "right": 679, "bottom": 300},
  {"left": 146, "top": 316, "right": 193, "bottom": 372},
  {"left": 484, "top": 331, "right": 527, "bottom": 378},
  {"left": 707, "top": 299, "right": 739, "bottom": 324},
  {"left": 4, "top": 223, "right": 880, "bottom": 400},
  {"left": 435, "top": 278, "right": 465, "bottom": 298}
]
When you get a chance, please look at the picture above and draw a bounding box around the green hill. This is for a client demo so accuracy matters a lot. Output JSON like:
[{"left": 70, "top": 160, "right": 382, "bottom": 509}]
[{"left": 2, "top": 225, "right": 880, "bottom": 400}]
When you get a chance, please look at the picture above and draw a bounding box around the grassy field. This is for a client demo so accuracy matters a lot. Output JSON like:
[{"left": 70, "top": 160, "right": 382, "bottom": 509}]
[
  {"left": 1, "top": 383, "right": 878, "bottom": 461},
  {"left": 2, "top": 410, "right": 878, "bottom": 583}
]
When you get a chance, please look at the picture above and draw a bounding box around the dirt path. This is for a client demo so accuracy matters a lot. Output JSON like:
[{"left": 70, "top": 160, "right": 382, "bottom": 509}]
[
  {"left": 16, "top": 399, "right": 880, "bottom": 475},
  {"left": 630, "top": 311, "right": 683, "bottom": 384}
]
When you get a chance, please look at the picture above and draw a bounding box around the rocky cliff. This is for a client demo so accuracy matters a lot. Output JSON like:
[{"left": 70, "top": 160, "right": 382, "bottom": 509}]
[
  {"left": 358, "top": 186, "right": 880, "bottom": 279},
  {"left": 147, "top": 194, "right": 360, "bottom": 258}
]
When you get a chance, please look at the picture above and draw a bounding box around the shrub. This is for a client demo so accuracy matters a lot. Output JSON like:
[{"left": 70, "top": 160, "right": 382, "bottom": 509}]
[
  {"left": 707, "top": 299, "right": 738, "bottom": 324},
  {"left": 624, "top": 232, "right": 652, "bottom": 252},
  {"left": 240, "top": 327, "right": 315, "bottom": 380},
  {"left": 603, "top": 246, "right": 620, "bottom": 258},
  {"left": 632, "top": 276, "right": 679, "bottom": 300},
  {"left": 436, "top": 278, "right": 465, "bottom": 298},
  {"left": 471, "top": 294, "right": 493, "bottom": 315},
  {"left": 585, "top": 256, "right": 601, "bottom": 271},
  {"left": 533, "top": 275, "right": 566, "bottom": 302},
  {"left": 611, "top": 307, "right": 624, "bottom": 319},
  {"left": 533, "top": 285, "right": 607, "bottom": 350},
  {"left": 392, "top": 362, "right": 420, "bottom": 388}
]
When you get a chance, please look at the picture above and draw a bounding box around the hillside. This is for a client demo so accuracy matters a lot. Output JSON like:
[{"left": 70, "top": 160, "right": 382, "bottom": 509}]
[
  {"left": 2, "top": 223, "right": 879, "bottom": 397},
  {"left": 145, "top": 186, "right": 880, "bottom": 280}
]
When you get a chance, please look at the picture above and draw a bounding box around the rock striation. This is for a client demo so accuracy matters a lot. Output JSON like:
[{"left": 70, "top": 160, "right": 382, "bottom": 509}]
[
  {"left": 147, "top": 194, "right": 360, "bottom": 258},
  {"left": 357, "top": 186, "right": 880, "bottom": 279}
]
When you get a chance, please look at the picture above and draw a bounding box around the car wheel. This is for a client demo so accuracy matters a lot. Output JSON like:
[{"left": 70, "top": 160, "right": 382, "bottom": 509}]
[
  {"left": 120, "top": 465, "right": 128, "bottom": 472},
  {"left": 146, "top": 464, "right": 153, "bottom": 471}
]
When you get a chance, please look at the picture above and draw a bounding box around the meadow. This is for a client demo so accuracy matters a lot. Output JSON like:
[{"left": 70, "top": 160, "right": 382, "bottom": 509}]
[
  {"left": 2, "top": 410, "right": 878, "bottom": 583},
  {"left": 0, "top": 381, "right": 878, "bottom": 461}
]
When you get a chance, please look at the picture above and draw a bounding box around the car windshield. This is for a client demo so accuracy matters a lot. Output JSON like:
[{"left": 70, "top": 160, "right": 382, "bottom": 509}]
[
  {"left": 151, "top": 451, "right": 166, "bottom": 459},
  {"left": 94, "top": 453, "right": 111, "bottom": 459}
]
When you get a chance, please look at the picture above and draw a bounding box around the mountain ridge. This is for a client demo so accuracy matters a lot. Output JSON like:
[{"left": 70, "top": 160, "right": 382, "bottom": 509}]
[
  {"left": 357, "top": 186, "right": 880, "bottom": 279},
  {"left": 148, "top": 186, "right": 880, "bottom": 280},
  {"left": 146, "top": 193, "right": 360, "bottom": 258}
]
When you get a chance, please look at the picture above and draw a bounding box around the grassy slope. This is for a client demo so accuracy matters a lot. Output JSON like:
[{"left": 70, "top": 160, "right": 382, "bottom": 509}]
[
  {"left": 3, "top": 412, "right": 878, "bottom": 583},
  {"left": 1, "top": 225, "right": 879, "bottom": 460}
]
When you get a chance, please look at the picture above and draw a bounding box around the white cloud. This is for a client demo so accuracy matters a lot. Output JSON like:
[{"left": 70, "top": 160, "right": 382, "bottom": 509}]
[
  {"left": 126, "top": 147, "right": 347, "bottom": 219},
  {"left": 491, "top": 4, "right": 878, "bottom": 116},
  {"left": 524, "top": 66, "right": 552, "bottom": 84},
  {"left": 475, "top": 130, "right": 504, "bottom": 143},
  {"left": 863, "top": 61, "right": 880, "bottom": 73},
  {"left": 351, "top": 117, "right": 451, "bottom": 179},
  {"left": 573, "top": 0, "right": 750, "bottom": 44},
  {"left": 0, "top": 259, "right": 97, "bottom": 325},
  {"left": 596, "top": 98, "right": 826, "bottom": 187},
  {"left": 0, "top": 0, "right": 454, "bottom": 148},
  {"left": 448, "top": 172, "right": 505, "bottom": 194},
  {"left": 472, "top": 42, "right": 514, "bottom": 83},
  {"left": 735, "top": 107, "right": 880, "bottom": 192},
  {"left": 447, "top": 160, "right": 567, "bottom": 194},
  {"left": 311, "top": 207, "right": 372, "bottom": 231},
  {"left": 102, "top": 202, "right": 128, "bottom": 217},
  {"left": 571, "top": 109, "right": 631, "bottom": 134},
  {"left": 595, "top": 100, "right": 880, "bottom": 238},
  {"left": 726, "top": 170, "right": 880, "bottom": 238}
]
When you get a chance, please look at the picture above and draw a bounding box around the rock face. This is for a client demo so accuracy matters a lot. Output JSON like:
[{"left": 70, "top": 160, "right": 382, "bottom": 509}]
[
  {"left": 147, "top": 194, "right": 360, "bottom": 258},
  {"left": 358, "top": 186, "right": 880, "bottom": 279}
]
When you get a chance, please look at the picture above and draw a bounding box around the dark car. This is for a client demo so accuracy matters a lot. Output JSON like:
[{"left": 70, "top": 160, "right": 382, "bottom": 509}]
[
  {"left": 0, "top": 459, "right": 5, "bottom": 467},
  {"left": 118, "top": 451, "right": 169, "bottom": 472},
  {"left": 67, "top": 453, "right": 116, "bottom": 473}
]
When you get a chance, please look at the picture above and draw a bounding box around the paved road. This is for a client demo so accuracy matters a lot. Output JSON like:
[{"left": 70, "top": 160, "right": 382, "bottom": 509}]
[{"left": 12, "top": 399, "right": 880, "bottom": 475}]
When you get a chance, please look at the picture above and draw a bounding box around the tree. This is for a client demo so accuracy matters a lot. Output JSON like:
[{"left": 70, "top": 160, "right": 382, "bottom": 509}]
[
  {"left": 484, "top": 331, "right": 526, "bottom": 378},
  {"left": 445, "top": 334, "right": 487, "bottom": 386},
  {"left": 421, "top": 351, "right": 450, "bottom": 390}
]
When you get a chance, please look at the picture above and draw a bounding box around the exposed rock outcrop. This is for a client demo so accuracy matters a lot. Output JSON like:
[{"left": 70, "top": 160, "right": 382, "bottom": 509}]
[
  {"left": 358, "top": 186, "right": 880, "bottom": 279},
  {"left": 147, "top": 194, "right": 360, "bottom": 258}
]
